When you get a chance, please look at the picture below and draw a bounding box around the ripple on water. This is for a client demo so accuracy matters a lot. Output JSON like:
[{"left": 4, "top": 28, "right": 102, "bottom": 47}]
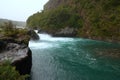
[{"left": 29, "top": 34, "right": 120, "bottom": 80}]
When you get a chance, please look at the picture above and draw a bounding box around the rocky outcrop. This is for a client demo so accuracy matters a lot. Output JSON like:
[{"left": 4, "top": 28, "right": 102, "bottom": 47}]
[
  {"left": 0, "top": 37, "right": 32, "bottom": 75},
  {"left": 44, "top": 0, "right": 67, "bottom": 10},
  {"left": 53, "top": 27, "right": 77, "bottom": 37},
  {"left": 11, "top": 48, "right": 32, "bottom": 75},
  {"left": 28, "top": 30, "right": 40, "bottom": 40}
]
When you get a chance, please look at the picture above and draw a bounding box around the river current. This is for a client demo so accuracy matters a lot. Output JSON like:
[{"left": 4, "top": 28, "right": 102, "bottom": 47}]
[{"left": 29, "top": 33, "right": 120, "bottom": 80}]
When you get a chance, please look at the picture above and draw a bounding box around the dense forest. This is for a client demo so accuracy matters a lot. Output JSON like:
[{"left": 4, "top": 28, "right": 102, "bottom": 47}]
[{"left": 27, "top": 0, "right": 120, "bottom": 42}]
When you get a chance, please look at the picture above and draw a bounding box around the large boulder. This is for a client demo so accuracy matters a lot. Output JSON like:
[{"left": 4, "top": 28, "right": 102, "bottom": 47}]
[{"left": 28, "top": 30, "right": 40, "bottom": 40}]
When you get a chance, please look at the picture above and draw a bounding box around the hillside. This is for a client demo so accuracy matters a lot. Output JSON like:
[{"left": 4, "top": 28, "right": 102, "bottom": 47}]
[
  {"left": 0, "top": 18, "right": 26, "bottom": 28},
  {"left": 27, "top": 0, "right": 120, "bottom": 42},
  {"left": 44, "top": 0, "right": 67, "bottom": 10}
]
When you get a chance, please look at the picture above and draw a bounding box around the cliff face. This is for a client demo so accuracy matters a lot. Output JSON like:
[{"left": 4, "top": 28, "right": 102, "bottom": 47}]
[
  {"left": 44, "top": 0, "right": 79, "bottom": 10},
  {"left": 27, "top": 0, "right": 120, "bottom": 42},
  {"left": 11, "top": 48, "right": 32, "bottom": 75},
  {"left": 44, "top": 0, "right": 67, "bottom": 10},
  {"left": 45, "top": 0, "right": 120, "bottom": 42}
]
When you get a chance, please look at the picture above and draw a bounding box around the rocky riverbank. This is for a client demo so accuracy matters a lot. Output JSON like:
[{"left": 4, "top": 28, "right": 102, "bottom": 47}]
[
  {"left": 0, "top": 34, "right": 32, "bottom": 75},
  {"left": 0, "top": 28, "right": 40, "bottom": 75}
]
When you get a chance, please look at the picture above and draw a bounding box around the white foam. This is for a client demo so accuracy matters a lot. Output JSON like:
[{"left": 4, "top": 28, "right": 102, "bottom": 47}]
[
  {"left": 38, "top": 33, "right": 74, "bottom": 42},
  {"left": 29, "top": 41, "right": 59, "bottom": 49},
  {"left": 34, "top": 30, "right": 38, "bottom": 33},
  {"left": 29, "top": 33, "right": 81, "bottom": 49},
  {"left": 38, "top": 34, "right": 52, "bottom": 41}
]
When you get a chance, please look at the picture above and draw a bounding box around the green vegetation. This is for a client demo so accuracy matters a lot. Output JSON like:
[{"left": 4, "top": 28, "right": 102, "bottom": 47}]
[
  {"left": 27, "top": 0, "right": 120, "bottom": 41},
  {"left": 0, "top": 21, "right": 16, "bottom": 37},
  {"left": 27, "top": 6, "right": 83, "bottom": 33},
  {"left": 0, "top": 22, "right": 30, "bottom": 80},
  {"left": 0, "top": 18, "right": 26, "bottom": 27},
  {"left": 0, "top": 61, "right": 28, "bottom": 80},
  {"left": 0, "top": 21, "right": 30, "bottom": 44}
]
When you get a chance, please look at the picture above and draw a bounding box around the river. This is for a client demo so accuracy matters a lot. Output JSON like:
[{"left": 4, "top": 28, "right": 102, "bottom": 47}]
[{"left": 29, "top": 33, "right": 120, "bottom": 80}]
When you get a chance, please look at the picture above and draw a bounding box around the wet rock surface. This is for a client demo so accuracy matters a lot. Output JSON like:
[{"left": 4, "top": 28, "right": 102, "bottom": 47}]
[
  {"left": 0, "top": 38, "right": 32, "bottom": 75},
  {"left": 28, "top": 30, "right": 40, "bottom": 40},
  {"left": 53, "top": 27, "right": 77, "bottom": 37}
]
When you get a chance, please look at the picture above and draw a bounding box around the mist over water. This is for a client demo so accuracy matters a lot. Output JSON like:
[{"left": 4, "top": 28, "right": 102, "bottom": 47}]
[{"left": 29, "top": 33, "right": 120, "bottom": 80}]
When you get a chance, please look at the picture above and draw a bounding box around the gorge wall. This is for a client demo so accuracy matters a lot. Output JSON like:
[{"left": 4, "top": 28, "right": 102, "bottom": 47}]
[
  {"left": 44, "top": 0, "right": 67, "bottom": 10},
  {"left": 27, "top": 0, "right": 120, "bottom": 43}
]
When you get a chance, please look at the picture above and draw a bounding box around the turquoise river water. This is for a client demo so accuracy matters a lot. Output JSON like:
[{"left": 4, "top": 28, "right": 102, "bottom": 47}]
[{"left": 29, "top": 33, "right": 120, "bottom": 80}]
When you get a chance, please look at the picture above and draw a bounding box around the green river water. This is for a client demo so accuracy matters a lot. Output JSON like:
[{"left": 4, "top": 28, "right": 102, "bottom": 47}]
[{"left": 29, "top": 34, "right": 120, "bottom": 80}]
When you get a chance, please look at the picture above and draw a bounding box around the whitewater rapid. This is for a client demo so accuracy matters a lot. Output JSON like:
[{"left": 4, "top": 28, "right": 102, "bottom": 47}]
[
  {"left": 29, "top": 33, "right": 120, "bottom": 80},
  {"left": 29, "top": 33, "right": 80, "bottom": 49}
]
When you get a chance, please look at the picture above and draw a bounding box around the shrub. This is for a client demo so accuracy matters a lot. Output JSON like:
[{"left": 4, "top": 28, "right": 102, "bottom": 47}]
[
  {"left": 0, "top": 21, "right": 17, "bottom": 37},
  {"left": 0, "top": 61, "right": 28, "bottom": 80}
]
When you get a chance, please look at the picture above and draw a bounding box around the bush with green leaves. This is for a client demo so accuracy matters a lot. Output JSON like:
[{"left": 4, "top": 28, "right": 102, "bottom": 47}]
[
  {"left": 0, "top": 61, "right": 28, "bottom": 80},
  {"left": 0, "top": 21, "right": 30, "bottom": 44},
  {"left": 27, "top": 6, "right": 83, "bottom": 33},
  {"left": 0, "top": 21, "right": 17, "bottom": 37}
]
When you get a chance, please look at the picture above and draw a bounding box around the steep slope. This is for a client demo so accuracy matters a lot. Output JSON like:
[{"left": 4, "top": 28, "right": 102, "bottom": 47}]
[
  {"left": 27, "top": 0, "right": 120, "bottom": 42},
  {"left": 44, "top": 0, "right": 67, "bottom": 10}
]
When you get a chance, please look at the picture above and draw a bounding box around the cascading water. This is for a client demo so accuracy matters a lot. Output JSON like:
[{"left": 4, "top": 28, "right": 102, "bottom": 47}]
[{"left": 29, "top": 32, "right": 120, "bottom": 80}]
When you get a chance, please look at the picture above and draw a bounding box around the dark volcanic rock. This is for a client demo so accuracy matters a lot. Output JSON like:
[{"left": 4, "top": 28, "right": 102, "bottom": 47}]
[
  {"left": 0, "top": 39, "right": 32, "bottom": 75},
  {"left": 28, "top": 30, "right": 40, "bottom": 40},
  {"left": 53, "top": 27, "right": 77, "bottom": 37}
]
